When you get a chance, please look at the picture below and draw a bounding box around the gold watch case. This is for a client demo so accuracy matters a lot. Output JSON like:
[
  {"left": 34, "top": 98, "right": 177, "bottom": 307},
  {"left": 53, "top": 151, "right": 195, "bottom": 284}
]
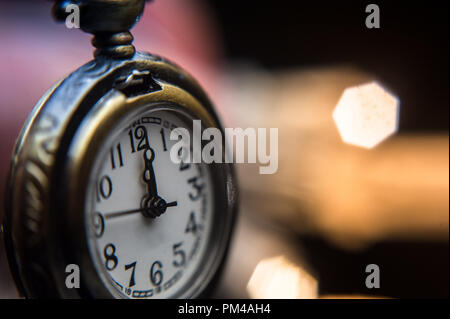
[{"left": 2, "top": 52, "right": 238, "bottom": 298}]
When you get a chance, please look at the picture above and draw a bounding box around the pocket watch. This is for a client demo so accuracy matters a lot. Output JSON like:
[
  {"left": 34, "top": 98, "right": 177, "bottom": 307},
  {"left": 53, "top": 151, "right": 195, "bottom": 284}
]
[{"left": 2, "top": 0, "right": 238, "bottom": 299}]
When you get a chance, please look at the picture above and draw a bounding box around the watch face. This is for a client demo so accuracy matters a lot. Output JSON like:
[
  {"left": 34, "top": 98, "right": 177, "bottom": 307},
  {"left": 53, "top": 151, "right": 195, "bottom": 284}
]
[{"left": 84, "top": 106, "right": 215, "bottom": 299}]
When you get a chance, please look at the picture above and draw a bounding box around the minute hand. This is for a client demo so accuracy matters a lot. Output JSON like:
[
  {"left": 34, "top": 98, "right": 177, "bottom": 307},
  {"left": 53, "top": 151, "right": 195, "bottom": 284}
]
[
  {"left": 142, "top": 146, "right": 158, "bottom": 197},
  {"left": 141, "top": 146, "right": 177, "bottom": 218}
]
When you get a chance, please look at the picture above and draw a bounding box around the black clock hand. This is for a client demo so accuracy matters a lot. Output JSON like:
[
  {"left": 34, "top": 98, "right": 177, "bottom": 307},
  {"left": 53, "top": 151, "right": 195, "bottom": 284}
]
[
  {"left": 141, "top": 146, "right": 177, "bottom": 218},
  {"left": 142, "top": 146, "right": 158, "bottom": 198},
  {"left": 104, "top": 201, "right": 178, "bottom": 219}
]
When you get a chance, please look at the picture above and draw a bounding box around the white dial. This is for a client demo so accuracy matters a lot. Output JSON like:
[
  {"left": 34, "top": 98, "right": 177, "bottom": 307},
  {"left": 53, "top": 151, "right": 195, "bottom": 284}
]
[{"left": 85, "top": 108, "right": 214, "bottom": 299}]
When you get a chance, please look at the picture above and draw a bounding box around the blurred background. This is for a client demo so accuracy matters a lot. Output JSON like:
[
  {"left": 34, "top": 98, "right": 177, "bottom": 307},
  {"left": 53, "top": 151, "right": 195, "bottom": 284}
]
[{"left": 0, "top": 0, "right": 448, "bottom": 298}]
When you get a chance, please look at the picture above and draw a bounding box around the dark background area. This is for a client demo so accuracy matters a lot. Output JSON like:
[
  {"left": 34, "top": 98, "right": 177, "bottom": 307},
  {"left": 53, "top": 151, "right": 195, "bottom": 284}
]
[
  {"left": 211, "top": 0, "right": 449, "bottom": 133},
  {"left": 211, "top": 0, "right": 448, "bottom": 298}
]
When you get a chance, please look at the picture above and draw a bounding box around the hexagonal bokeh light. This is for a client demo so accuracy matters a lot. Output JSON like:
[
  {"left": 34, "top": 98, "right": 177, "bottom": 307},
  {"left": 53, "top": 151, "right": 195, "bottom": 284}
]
[{"left": 333, "top": 82, "right": 400, "bottom": 149}]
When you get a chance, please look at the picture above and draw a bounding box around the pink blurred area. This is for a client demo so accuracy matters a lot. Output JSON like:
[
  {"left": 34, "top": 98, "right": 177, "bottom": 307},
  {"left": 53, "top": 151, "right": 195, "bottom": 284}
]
[{"left": 0, "top": 0, "right": 224, "bottom": 213}]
